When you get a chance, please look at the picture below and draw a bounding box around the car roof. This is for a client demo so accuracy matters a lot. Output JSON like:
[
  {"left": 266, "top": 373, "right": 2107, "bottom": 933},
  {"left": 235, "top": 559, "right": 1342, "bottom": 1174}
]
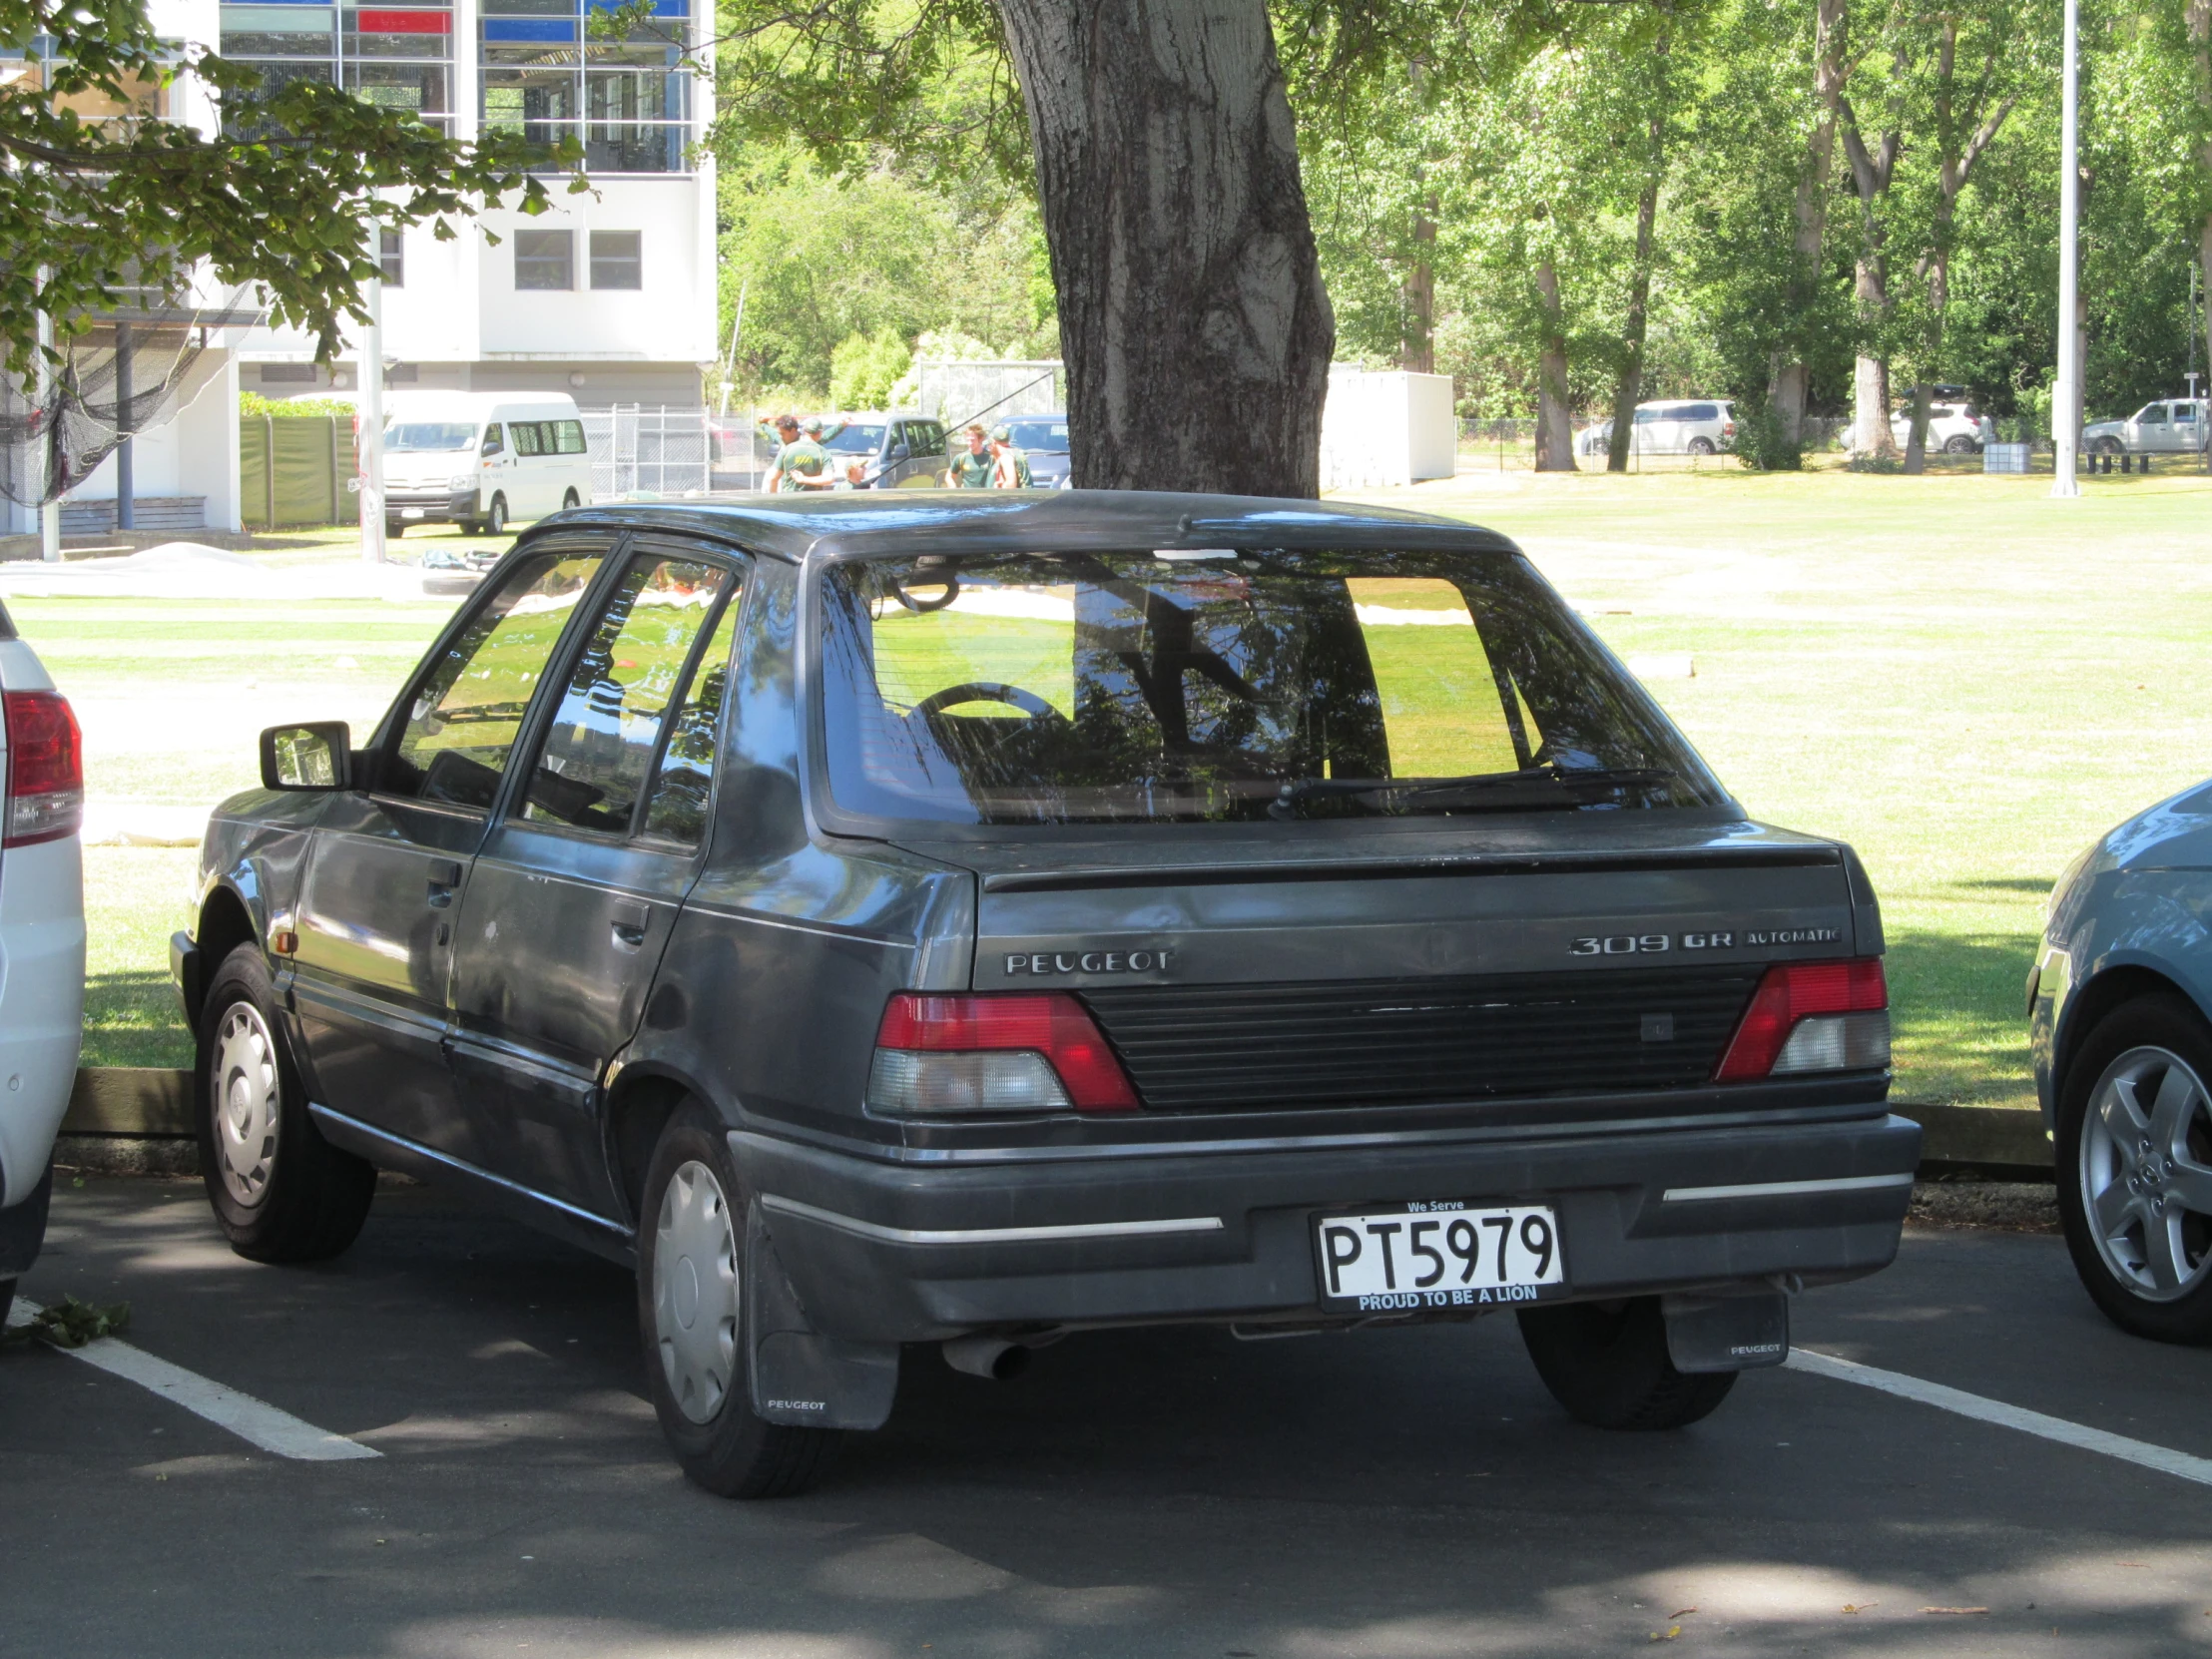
[{"left": 537, "top": 490, "right": 1521, "bottom": 567}]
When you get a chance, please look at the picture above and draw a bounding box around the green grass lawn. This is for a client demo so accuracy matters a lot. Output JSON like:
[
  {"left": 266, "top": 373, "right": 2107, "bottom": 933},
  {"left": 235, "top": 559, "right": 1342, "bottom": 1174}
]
[{"left": 49, "top": 467, "right": 2212, "bottom": 1100}]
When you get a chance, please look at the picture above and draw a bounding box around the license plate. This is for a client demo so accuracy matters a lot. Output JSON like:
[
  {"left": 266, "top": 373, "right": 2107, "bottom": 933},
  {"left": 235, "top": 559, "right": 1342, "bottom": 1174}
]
[
  {"left": 1315, "top": 1202, "right": 1566, "bottom": 1311},
  {"left": 401, "top": 508, "right": 425, "bottom": 518}
]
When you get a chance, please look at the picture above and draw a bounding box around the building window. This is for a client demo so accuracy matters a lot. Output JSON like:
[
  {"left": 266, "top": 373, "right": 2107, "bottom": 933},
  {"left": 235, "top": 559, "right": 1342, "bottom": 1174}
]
[
  {"left": 589, "top": 231, "right": 641, "bottom": 289},
  {"left": 379, "top": 228, "right": 404, "bottom": 286},
  {"left": 220, "top": 0, "right": 453, "bottom": 137},
  {"left": 514, "top": 229, "right": 574, "bottom": 289},
  {"left": 480, "top": 0, "right": 690, "bottom": 175},
  {"left": 259, "top": 363, "right": 316, "bottom": 383}
]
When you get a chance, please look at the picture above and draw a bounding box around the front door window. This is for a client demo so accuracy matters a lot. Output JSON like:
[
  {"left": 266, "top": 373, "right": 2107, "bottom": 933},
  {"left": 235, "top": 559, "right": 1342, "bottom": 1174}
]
[{"left": 384, "top": 550, "right": 606, "bottom": 810}]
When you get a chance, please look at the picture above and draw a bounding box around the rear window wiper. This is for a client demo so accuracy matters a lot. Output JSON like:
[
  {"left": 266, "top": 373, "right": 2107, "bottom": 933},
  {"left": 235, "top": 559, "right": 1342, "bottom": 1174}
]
[{"left": 1268, "top": 765, "right": 1677, "bottom": 819}]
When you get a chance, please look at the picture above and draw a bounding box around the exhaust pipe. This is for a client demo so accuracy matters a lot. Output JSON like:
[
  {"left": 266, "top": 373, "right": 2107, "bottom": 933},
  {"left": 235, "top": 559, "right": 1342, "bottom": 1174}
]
[{"left": 941, "top": 1335, "right": 1031, "bottom": 1381}]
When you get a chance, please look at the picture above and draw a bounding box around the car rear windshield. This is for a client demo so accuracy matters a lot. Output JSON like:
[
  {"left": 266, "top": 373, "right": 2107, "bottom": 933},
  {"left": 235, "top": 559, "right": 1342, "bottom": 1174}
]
[{"left": 818, "top": 548, "right": 1728, "bottom": 826}]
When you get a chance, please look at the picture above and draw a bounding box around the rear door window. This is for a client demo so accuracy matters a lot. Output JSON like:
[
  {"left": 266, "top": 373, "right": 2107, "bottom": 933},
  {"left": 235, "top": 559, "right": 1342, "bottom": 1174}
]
[
  {"left": 521, "top": 553, "right": 739, "bottom": 836},
  {"left": 383, "top": 550, "right": 606, "bottom": 809}
]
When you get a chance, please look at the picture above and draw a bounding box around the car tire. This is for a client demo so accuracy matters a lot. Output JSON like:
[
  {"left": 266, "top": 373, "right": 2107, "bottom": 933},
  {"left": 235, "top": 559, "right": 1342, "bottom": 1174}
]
[
  {"left": 561, "top": 489, "right": 580, "bottom": 512},
  {"left": 2093, "top": 437, "right": 2123, "bottom": 456},
  {"left": 485, "top": 494, "right": 508, "bottom": 536},
  {"left": 2056, "top": 994, "right": 2212, "bottom": 1344},
  {"left": 385, "top": 518, "right": 405, "bottom": 539},
  {"left": 636, "top": 1103, "right": 839, "bottom": 1498},
  {"left": 1687, "top": 437, "right": 1717, "bottom": 455},
  {"left": 1943, "top": 435, "right": 1975, "bottom": 454},
  {"left": 196, "top": 942, "right": 375, "bottom": 1265},
  {"left": 1517, "top": 1297, "right": 1738, "bottom": 1429}
]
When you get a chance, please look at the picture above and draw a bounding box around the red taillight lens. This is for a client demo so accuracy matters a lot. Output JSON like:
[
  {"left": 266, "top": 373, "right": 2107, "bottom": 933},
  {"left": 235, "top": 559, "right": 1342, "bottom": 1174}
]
[
  {"left": 4, "top": 690, "right": 83, "bottom": 847},
  {"left": 1714, "top": 958, "right": 1888, "bottom": 1081},
  {"left": 873, "top": 991, "right": 1140, "bottom": 1112}
]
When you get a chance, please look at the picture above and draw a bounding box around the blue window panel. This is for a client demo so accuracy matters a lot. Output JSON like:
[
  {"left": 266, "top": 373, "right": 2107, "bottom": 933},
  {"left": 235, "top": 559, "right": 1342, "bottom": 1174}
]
[
  {"left": 586, "top": 0, "right": 687, "bottom": 14},
  {"left": 482, "top": 18, "right": 575, "bottom": 39}
]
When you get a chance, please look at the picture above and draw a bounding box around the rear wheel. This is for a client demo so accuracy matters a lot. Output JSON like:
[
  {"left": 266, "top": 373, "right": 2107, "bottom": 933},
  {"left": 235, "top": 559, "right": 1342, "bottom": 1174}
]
[
  {"left": 484, "top": 494, "right": 508, "bottom": 535},
  {"left": 1943, "top": 434, "right": 1976, "bottom": 454},
  {"left": 561, "top": 488, "right": 580, "bottom": 511},
  {"left": 1687, "top": 436, "right": 1717, "bottom": 455},
  {"left": 636, "top": 1104, "right": 838, "bottom": 1497},
  {"left": 384, "top": 518, "right": 405, "bottom": 538},
  {"left": 2057, "top": 995, "right": 2212, "bottom": 1344},
  {"left": 1517, "top": 1297, "right": 1737, "bottom": 1429},
  {"left": 196, "top": 943, "right": 375, "bottom": 1263}
]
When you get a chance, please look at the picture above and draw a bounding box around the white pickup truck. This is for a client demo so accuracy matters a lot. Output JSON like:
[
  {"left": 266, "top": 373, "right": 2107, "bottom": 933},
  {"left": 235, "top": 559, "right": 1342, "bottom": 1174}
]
[
  {"left": 2083, "top": 398, "right": 2208, "bottom": 457},
  {"left": 0, "top": 608, "right": 86, "bottom": 1316}
]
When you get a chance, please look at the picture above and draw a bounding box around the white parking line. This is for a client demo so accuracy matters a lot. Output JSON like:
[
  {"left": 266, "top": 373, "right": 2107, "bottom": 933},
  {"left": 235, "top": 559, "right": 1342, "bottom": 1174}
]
[
  {"left": 7, "top": 1300, "right": 379, "bottom": 1462},
  {"left": 1789, "top": 1347, "right": 2212, "bottom": 1488}
]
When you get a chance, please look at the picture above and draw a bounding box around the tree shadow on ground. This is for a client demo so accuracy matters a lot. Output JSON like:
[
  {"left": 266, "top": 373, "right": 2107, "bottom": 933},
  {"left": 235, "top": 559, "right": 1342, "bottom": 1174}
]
[
  {"left": 1886, "top": 926, "right": 2038, "bottom": 1103},
  {"left": 81, "top": 967, "right": 191, "bottom": 1069}
]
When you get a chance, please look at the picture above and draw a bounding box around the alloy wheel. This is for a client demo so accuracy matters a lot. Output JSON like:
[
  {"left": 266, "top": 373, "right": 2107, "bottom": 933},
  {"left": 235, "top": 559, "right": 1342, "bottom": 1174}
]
[
  {"left": 2081, "top": 1045, "right": 2212, "bottom": 1301},
  {"left": 654, "top": 1160, "right": 741, "bottom": 1423},
  {"left": 214, "top": 1002, "right": 281, "bottom": 1206}
]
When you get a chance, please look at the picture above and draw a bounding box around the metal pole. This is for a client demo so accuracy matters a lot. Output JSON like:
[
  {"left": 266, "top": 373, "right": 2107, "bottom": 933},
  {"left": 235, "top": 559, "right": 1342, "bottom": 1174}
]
[
  {"left": 358, "top": 259, "right": 386, "bottom": 561},
  {"left": 114, "top": 320, "right": 134, "bottom": 530},
  {"left": 2051, "top": 0, "right": 2081, "bottom": 498},
  {"left": 719, "top": 278, "right": 746, "bottom": 416},
  {"left": 35, "top": 277, "right": 58, "bottom": 563}
]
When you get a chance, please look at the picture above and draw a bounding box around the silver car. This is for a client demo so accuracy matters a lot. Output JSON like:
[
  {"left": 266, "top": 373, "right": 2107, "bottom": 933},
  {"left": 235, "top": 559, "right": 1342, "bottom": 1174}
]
[{"left": 2082, "top": 398, "right": 2207, "bottom": 457}]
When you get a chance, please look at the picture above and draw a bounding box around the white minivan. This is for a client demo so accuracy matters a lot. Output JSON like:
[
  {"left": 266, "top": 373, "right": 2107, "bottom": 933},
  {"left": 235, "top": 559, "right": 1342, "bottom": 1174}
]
[{"left": 381, "top": 392, "right": 594, "bottom": 537}]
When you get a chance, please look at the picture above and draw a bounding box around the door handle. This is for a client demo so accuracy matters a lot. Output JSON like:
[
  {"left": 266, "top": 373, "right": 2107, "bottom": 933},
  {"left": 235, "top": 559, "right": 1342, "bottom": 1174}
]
[
  {"left": 611, "top": 900, "right": 650, "bottom": 952},
  {"left": 427, "top": 859, "right": 462, "bottom": 908}
]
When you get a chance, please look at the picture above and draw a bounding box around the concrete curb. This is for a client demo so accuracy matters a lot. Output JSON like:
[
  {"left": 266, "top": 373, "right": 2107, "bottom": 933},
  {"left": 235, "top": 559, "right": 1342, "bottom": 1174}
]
[{"left": 51, "top": 1067, "right": 2057, "bottom": 1183}]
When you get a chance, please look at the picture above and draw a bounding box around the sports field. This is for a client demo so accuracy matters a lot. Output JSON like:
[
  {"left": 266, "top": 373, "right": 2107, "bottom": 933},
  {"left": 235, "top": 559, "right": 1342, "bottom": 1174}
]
[{"left": 24, "top": 466, "right": 2210, "bottom": 1109}]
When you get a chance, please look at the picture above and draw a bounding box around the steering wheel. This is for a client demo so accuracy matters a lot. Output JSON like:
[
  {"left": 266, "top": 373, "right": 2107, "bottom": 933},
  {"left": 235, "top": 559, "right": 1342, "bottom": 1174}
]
[{"left": 911, "top": 682, "right": 1066, "bottom": 723}]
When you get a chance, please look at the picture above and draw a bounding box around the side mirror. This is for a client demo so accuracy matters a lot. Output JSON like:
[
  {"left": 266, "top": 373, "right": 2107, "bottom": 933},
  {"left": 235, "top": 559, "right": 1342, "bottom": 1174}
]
[
  {"left": 261, "top": 723, "right": 352, "bottom": 792},
  {"left": 888, "top": 442, "right": 911, "bottom": 461}
]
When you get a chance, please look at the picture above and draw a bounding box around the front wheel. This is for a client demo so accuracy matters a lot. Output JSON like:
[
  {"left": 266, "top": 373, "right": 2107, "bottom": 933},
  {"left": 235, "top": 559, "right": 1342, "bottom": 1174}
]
[
  {"left": 1517, "top": 1297, "right": 1738, "bottom": 1429},
  {"left": 2057, "top": 995, "right": 2212, "bottom": 1343},
  {"left": 196, "top": 943, "right": 375, "bottom": 1263},
  {"left": 636, "top": 1104, "right": 838, "bottom": 1497},
  {"left": 484, "top": 494, "right": 509, "bottom": 535},
  {"left": 2093, "top": 437, "right": 2123, "bottom": 457}
]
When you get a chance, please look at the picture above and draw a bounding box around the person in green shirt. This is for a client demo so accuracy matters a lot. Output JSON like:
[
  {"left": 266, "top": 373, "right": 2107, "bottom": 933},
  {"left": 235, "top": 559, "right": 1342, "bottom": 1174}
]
[
  {"left": 772, "top": 416, "right": 833, "bottom": 493},
  {"left": 945, "top": 423, "right": 993, "bottom": 487},
  {"left": 988, "top": 423, "right": 1033, "bottom": 488}
]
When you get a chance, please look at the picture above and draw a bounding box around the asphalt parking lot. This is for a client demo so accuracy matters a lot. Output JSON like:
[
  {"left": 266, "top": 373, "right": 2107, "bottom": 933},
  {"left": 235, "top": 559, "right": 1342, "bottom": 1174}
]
[{"left": 6, "top": 1175, "right": 2211, "bottom": 1658}]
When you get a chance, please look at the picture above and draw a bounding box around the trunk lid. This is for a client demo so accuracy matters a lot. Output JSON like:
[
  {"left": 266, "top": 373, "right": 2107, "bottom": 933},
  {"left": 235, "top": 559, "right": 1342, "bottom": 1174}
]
[{"left": 893, "top": 815, "right": 1877, "bottom": 1114}]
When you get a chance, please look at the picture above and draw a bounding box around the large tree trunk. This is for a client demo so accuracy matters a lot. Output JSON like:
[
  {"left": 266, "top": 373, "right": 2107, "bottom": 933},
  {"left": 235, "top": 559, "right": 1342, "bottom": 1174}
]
[
  {"left": 1401, "top": 206, "right": 1435, "bottom": 374},
  {"left": 1853, "top": 335, "right": 1893, "bottom": 458},
  {"left": 1533, "top": 258, "right": 1577, "bottom": 471},
  {"left": 1605, "top": 177, "right": 1659, "bottom": 474},
  {"left": 998, "top": 0, "right": 1336, "bottom": 496},
  {"left": 1768, "top": 0, "right": 1842, "bottom": 447}
]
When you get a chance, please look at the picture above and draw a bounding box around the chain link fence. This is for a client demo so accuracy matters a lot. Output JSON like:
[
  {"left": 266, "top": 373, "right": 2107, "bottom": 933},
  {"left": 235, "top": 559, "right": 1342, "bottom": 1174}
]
[{"left": 580, "top": 404, "right": 713, "bottom": 500}]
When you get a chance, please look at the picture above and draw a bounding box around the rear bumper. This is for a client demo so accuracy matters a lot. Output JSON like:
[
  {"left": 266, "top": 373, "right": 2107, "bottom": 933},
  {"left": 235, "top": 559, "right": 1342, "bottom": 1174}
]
[{"left": 735, "top": 1110, "right": 1922, "bottom": 1343}]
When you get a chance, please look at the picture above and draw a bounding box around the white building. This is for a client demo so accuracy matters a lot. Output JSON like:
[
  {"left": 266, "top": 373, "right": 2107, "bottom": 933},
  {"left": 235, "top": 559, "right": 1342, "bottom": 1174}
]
[{"left": 8, "top": 0, "right": 714, "bottom": 538}]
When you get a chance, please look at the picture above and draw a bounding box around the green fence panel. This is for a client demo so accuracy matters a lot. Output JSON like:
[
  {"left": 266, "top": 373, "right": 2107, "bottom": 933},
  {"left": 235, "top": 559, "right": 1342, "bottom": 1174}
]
[
  {"left": 271, "top": 416, "right": 339, "bottom": 525},
  {"left": 240, "top": 417, "right": 274, "bottom": 529}
]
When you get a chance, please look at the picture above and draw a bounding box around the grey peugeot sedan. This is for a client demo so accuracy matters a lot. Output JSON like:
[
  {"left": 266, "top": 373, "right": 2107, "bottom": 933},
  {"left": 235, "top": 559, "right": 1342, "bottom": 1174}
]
[
  {"left": 173, "top": 492, "right": 1917, "bottom": 1496},
  {"left": 2033, "top": 785, "right": 2212, "bottom": 1343}
]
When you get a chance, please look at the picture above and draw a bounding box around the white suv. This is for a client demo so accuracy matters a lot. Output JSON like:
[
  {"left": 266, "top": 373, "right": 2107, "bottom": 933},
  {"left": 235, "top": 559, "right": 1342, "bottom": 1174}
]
[
  {"left": 1892, "top": 399, "right": 1993, "bottom": 453},
  {"left": 0, "top": 609, "right": 86, "bottom": 1316},
  {"left": 1578, "top": 399, "right": 1735, "bottom": 456}
]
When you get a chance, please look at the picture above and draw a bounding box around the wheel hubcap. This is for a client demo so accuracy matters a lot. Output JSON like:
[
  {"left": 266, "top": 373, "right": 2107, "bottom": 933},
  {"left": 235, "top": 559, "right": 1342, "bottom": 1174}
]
[
  {"left": 2082, "top": 1045, "right": 2212, "bottom": 1301},
  {"left": 653, "top": 1160, "right": 740, "bottom": 1423},
  {"left": 213, "top": 1002, "right": 280, "bottom": 1206}
]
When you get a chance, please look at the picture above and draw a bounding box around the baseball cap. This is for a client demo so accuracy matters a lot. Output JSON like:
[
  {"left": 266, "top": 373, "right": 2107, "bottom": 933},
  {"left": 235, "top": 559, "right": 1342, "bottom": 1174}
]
[
  {"left": 802, "top": 416, "right": 826, "bottom": 434},
  {"left": 990, "top": 424, "right": 1011, "bottom": 442}
]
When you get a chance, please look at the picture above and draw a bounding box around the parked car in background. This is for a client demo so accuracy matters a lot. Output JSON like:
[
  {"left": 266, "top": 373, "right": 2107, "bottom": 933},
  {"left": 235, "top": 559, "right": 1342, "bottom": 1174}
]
[
  {"left": 382, "top": 392, "right": 592, "bottom": 538},
  {"left": 818, "top": 413, "right": 948, "bottom": 489},
  {"left": 1891, "top": 399, "right": 1993, "bottom": 454},
  {"left": 0, "top": 608, "right": 86, "bottom": 1318},
  {"left": 2082, "top": 399, "right": 2207, "bottom": 458},
  {"left": 995, "top": 414, "right": 1072, "bottom": 488},
  {"left": 2034, "top": 783, "right": 2212, "bottom": 1342},
  {"left": 176, "top": 491, "right": 1914, "bottom": 1498},
  {"left": 1578, "top": 400, "right": 1736, "bottom": 457}
]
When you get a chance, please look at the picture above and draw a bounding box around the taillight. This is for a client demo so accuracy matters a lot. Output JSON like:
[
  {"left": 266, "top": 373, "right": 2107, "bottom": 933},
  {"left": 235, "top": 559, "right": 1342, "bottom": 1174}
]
[
  {"left": 4, "top": 689, "right": 83, "bottom": 847},
  {"left": 1714, "top": 958, "right": 1889, "bottom": 1081},
  {"left": 867, "top": 992, "right": 1140, "bottom": 1115}
]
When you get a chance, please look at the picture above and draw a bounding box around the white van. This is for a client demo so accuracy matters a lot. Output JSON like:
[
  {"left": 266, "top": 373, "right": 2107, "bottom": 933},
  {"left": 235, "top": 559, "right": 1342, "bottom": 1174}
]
[{"left": 380, "top": 392, "right": 593, "bottom": 537}]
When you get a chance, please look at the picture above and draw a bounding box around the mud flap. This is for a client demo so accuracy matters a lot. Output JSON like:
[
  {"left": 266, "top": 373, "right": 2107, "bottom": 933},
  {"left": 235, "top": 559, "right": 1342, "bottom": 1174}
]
[
  {"left": 744, "top": 1201, "right": 899, "bottom": 1429},
  {"left": 1662, "top": 1289, "right": 1790, "bottom": 1374},
  {"left": 0, "top": 1160, "right": 53, "bottom": 1279}
]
